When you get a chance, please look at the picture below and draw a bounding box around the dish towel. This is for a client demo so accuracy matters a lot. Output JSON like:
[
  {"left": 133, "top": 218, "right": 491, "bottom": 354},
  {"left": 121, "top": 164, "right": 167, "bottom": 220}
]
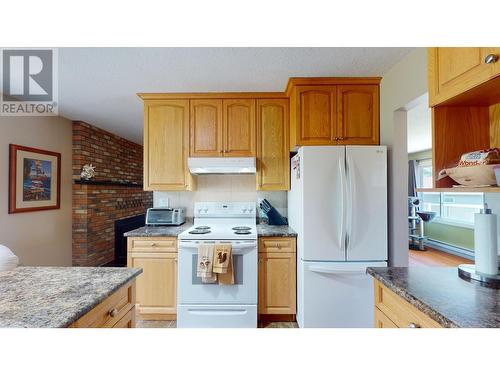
[
  {"left": 0, "top": 244, "right": 19, "bottom": 272},
  {"left": 214, "top": 244, "right": 234, "bottom": 285},
  {"left": 197, "top": 244, "right": 217, "bottom": 283}
]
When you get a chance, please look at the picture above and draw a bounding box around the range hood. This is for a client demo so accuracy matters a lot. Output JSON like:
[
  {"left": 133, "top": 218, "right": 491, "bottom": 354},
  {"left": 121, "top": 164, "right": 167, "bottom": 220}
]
[{"left": 188, "top": 157, "right": 256, "bottom": 175}]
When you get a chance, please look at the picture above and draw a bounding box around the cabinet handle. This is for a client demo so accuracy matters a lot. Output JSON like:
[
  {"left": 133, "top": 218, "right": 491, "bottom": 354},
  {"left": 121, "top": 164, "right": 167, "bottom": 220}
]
[
  {"left": 485, "top": 54, "right": 499, "bottom": 64},
  {"left": 109, "top": 308, "right": 118, "bottom": 318},
  {"left": 407, "top": 322, "right": 420, "bottom": 328}
]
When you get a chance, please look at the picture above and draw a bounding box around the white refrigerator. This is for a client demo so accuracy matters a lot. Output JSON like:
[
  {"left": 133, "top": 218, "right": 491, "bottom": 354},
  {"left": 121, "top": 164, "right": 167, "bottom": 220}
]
[{"left": 288, "top": 146, "right": 388, "bottom": 328}]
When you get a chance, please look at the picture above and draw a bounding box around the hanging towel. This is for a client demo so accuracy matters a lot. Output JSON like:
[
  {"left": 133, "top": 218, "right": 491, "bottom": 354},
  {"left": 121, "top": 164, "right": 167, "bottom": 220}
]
[
  {"left": 218, "top": 254, "right": 234, "bottom": 285},
  {"left": 197, "top": 244, "right": 217, "bottom": 283},
  {"left": 215, "top": 244, "right": 234, "bottom": 285},
  {"left": 213, "top": 244, "right": 231, "bottom": 274}
]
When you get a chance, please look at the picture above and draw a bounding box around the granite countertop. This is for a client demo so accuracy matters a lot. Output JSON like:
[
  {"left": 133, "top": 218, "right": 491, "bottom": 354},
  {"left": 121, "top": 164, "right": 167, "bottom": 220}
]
[
  {"left": 0, "top": 266, "right": 142, "bottom": 328},
  {"left": 125, "top": 220, "right": 297, "bottom": 238},
  {"left": 367, "top": 267, "right": 500, "bottom": 328},
  {"left": 256, "top": 223, "right": 297, "bottom": 237}
]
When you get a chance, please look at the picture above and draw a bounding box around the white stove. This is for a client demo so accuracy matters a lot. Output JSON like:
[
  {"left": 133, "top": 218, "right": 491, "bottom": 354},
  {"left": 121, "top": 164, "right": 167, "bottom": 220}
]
[
  {"left": 177, "top": 202, "right": 258, "bottom": 328},
  {"left": 178, "top": 202, "right": 257, "bottom": 241}
]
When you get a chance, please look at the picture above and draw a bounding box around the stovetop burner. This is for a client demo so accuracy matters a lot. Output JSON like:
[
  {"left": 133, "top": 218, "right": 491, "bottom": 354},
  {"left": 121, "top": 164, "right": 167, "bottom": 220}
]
[
  {"left": 234, "top": 230, "right": 251, "bottom": 235},
  {"left": 232, "top": 226, "right": 251, "bottom": 231},
  {"left": 189, "top": 229, "right": 211, "bottom": 235},
  {"left": 195, "top": 226, "right": 211, "bottom": 230}
]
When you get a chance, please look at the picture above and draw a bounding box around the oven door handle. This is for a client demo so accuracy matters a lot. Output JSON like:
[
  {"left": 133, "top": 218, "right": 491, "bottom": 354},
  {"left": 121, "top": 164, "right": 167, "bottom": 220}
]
[{"left": 178, "top": 241, "right": 256, "bottom": 253}]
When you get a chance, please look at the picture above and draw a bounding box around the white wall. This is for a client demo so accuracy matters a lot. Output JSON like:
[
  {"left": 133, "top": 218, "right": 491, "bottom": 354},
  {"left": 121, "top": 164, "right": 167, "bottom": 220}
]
[
  {"left": 0, "top": 116, "right": 73, "bottom": 266},
  {"left": 380, "top": 48, "right": 428, "bottom": 266},
  {"left": 154, "top": 175, "right": 287, "bottom": 220}
]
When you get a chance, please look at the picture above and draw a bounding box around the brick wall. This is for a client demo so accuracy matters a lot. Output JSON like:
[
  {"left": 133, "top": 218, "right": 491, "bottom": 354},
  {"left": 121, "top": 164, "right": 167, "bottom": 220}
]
[{"left": 72, "top": 121, "right": 152, "bottom": 266}]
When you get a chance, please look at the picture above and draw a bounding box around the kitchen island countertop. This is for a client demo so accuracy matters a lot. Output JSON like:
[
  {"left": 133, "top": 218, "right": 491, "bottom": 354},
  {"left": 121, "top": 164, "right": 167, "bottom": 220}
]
[
  {"left": 367, "top": 266, "right": 500, "bottom": 328},
  {"left": 0, "top": 266, "right": 142, "bottom": 328}
]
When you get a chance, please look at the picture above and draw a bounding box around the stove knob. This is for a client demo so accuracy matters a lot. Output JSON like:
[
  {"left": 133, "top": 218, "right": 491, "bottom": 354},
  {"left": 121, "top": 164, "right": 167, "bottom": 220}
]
[
  {"left": 197, "top": 208, "right": 202, "bottom": 213},
  {"left": 242, "top": 208, "right": 247, "bottom": 213},
  {"left": 248, "top": 207, "right": 253, "bottom": 213},
  {"left": 203, "top": 208, "right": 208, "bottom": 213}
]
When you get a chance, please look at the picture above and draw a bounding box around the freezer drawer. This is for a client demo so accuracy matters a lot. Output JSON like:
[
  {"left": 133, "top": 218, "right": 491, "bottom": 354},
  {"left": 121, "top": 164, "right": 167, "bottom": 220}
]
[
  {"left": 297, "top": 261, "right": 386, "bottom": 328},
  {"left": 177, "top": 304, "right": 257, "bottom": 328}
]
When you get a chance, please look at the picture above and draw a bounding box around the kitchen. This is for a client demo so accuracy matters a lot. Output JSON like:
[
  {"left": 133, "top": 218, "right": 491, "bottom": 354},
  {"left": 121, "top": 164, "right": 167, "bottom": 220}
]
[
  {"left": 2, "top": 49, "right": 500, "bottom": 330},
  {"left": 1, "top": 38, "right": 499, "bottom": 375}
]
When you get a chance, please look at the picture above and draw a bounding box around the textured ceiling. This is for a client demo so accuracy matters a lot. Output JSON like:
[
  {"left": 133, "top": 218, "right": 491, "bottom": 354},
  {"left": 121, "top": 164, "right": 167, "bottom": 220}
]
[{"left": 58, "top": 47, "right": 415, "bottom": 143}]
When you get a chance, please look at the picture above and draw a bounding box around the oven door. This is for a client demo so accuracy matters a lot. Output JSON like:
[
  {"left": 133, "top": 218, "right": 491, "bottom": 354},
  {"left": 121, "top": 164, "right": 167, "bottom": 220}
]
[{"left": 177, "top": 240, "right": 257, "bottom": 305}]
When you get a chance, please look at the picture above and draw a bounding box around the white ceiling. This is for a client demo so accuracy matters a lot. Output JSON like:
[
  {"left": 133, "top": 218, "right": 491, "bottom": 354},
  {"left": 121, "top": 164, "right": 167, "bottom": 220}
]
[
  {"left": 407, "top": 101, "right": 432, "bottom": 154},
  {"left": 58, "top": 47, "right": 414, "bottom": 144}
]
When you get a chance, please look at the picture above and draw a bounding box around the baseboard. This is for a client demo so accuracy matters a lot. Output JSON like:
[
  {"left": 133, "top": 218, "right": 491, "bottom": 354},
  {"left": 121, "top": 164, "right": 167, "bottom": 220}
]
[
  {"left": 258, "top": 314, "right": 296, "bottom": 323},
  {"left": 138, "top": 313, "right": 176, "bottom": 321},
  {"left": 425, "top": 239, "right": 474, "bottom": 260}
]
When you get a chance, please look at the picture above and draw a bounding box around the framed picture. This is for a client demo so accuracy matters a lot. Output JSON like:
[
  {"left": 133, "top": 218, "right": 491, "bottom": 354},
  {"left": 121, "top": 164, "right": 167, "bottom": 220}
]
[{"left": 9, "top": 144, "right": 61, "bottom": 214}]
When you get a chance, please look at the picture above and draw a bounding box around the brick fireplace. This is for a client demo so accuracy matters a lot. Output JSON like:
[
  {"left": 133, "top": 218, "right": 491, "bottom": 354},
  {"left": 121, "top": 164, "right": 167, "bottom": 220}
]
[{"left": 72, "top": 121, "right": 152, "bottom": 266}]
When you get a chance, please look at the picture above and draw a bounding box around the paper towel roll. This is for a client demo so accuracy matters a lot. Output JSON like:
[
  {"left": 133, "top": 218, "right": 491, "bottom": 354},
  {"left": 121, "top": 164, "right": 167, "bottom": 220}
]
[{"left": 474, "top": 210, "right": 498, "bottom": 275}]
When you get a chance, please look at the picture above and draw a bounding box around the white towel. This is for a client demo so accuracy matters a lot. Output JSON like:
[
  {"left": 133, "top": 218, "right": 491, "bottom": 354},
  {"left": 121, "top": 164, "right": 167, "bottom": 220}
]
[
  {"left": 197, "top": 244, "right": 217, "bottom": 283},
  {"left": 0, "top": 244, "right": 19, "bottom": 272}
]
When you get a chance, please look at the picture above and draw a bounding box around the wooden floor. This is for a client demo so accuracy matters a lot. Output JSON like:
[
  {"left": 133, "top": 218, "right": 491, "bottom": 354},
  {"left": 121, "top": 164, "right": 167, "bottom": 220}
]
[{"left": 409, "top": 247, "right": 472, "bottom": 267}]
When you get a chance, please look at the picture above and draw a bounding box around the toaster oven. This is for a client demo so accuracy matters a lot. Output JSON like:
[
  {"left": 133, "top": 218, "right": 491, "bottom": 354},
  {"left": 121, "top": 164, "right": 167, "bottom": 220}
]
[{"left": 146, "top": 208, "right": 185, "bottom": 226}]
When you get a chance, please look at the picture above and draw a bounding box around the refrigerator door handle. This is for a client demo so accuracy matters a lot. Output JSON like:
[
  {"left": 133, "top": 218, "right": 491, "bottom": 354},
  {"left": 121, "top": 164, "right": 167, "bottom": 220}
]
[
  {"left": 338, "top": 158, "right": 347, "bottom": 255},
  {"left": 345, "top": 155, "right": 354, "bottom": 254},
  {"left": 309, "top": 266, "right": 364, "bottom": 275}
]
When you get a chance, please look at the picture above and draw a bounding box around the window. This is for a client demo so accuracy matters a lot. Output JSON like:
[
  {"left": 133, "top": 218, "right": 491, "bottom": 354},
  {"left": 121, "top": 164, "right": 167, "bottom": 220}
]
[
  {"left": 416, "top": 158, "right": 432, "bottom": 188},
  {"left": 419, "top": 192, "right": 484, "bottom": 227}
]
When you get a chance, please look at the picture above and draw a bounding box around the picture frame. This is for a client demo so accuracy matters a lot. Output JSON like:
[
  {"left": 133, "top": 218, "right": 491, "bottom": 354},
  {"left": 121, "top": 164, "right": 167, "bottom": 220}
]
[{"left": 9, "top": 144, "right": 61, "bottom": 214}]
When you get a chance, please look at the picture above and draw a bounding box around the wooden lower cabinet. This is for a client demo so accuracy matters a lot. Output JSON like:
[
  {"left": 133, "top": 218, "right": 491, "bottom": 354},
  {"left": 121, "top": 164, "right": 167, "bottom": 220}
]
[
  {"left": 258, "top": 237, "right": 296, "bottom": 317},
  {"left": 70, "top": 281, "right": 136, "bottom": 328},
  {"left": 127, "top": 237, "right": 177, "bottom": 320},
  {"left": 373, "top": 280, "right": 441, "bottom": 328}
]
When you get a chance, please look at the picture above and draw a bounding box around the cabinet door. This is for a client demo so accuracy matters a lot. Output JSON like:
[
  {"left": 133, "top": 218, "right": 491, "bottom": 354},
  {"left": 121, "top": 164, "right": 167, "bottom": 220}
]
[
  {"left": 429, "top": 47, "right": 498, "bottom": 105},
  {"left": 258, "top": 252, "right": 296, "bottom": 315},
  {"left": 256, "top": 99, "right": 289, "bottom": 190},
  {"left": 128, "top": 252, "right": 177, "bottom": 317},
  {"left": 144, "top": 100, "right": 192, "bottom": 190},
  {"left": 223, "top": 99, "right": 256, "bottom": 156},
  {"left": 337, "top": 85, "right": 379, "bottom": 145},
  {"left": 294, "top": 85, "right": 337, "bottom": 146},
  {"left": 190, "top": 99, "right": 223, "bottom": 157}
]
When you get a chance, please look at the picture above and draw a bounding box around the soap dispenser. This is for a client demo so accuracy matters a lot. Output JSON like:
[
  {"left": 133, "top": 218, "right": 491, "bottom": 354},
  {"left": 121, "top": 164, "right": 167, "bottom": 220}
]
[{"left": 474, "top": 204, "right": 499, "bottom": 275}]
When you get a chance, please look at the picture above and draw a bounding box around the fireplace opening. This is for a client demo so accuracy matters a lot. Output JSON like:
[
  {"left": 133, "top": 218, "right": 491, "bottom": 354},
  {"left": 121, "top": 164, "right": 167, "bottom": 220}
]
[{"left": 110, "top": 214, "right": 145, "bottom": 267}]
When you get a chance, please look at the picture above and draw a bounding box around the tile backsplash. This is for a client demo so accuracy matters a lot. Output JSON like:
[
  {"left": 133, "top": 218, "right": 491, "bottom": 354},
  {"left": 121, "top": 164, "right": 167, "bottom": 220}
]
[{"left": 153, "top": 175, "right": 287, "bottom": 220}]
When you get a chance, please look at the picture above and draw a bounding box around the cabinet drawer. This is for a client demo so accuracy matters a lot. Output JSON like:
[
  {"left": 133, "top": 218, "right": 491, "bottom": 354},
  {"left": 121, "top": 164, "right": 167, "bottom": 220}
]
[
  {"left": 112, "top": 306, "right": 136, "bottom": 328},
  {"left": 374, "top": 307, "right": 397, "bottom": 328},
  {"left": 374, "top": 280, "right": 441, "bottom": 328},
  {"left": 71, "top": 281, "right": 136, "bottom": 328},
  {"left": 128, "top": 237, "right": 177, "bottom": 252},
  {"left": 259, "top": 238, "right": 296, "bottom": 253}
]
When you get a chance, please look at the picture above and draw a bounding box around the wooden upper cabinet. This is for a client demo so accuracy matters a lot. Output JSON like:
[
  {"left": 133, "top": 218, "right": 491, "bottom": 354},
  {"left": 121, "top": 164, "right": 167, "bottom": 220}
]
[
  {"left": 144, "top": 100, "right": 194, "bottom": 191},
  {"left": 429, "top": 47, "right": 500, "bottom": 106},
  {"left": 223, "top": 99, "right": 256, "bottom": 157},
  {"left": 293, "top": 85, "right": 337, "bottom": 146},
  {"left": 256, "top": 99, "right": 289, "bottom": 191},
  {"left": 190, "top": 99, "right": 223, "bottom": 157},
  {"left": 288, "top": 78, "right": 381, "bottom": 149},
  {"left": 337, "top": 85, "right": 379, "bottom": 145}
]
